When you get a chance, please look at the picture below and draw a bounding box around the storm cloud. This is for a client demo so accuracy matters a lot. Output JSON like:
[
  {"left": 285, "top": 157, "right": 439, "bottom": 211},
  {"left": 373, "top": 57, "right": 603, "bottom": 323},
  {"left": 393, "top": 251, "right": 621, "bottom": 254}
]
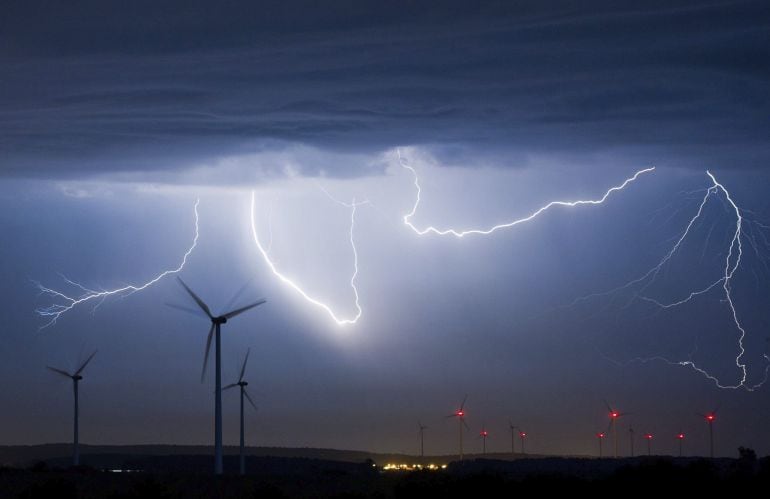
[{"left": 2, "top": 0, "right": 769, "bottom": 179}]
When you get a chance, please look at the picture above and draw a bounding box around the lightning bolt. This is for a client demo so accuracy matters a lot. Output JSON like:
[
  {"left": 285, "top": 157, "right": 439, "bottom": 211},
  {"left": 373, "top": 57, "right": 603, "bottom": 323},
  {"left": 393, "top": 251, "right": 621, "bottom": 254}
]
[
  {"left": 579, "top": 171, "right": 770, "bottom": 390},
  {"left": 34, "top": 199, "right": 201, "bottom": 328},
  {"left": 398, "top": 150, "right": 655, "bottom": 237},
  {"left": 250, "top": 191, "right": 365, "bottom": 326}
]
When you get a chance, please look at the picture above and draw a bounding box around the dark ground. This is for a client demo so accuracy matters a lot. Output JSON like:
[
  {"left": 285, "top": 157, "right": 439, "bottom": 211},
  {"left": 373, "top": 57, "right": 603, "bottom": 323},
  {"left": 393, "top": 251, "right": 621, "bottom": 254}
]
[{"left": 1, "top": 452, "right": 769, "bottom": 498}]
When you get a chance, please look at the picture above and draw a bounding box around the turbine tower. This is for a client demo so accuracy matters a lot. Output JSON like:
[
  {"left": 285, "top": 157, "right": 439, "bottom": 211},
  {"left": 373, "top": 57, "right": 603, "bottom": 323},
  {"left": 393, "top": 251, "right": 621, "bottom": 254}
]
[
  {"left": 700, "top": 409, "right": 718, "bottom": 458},
  {"left": 628, "top": 426, "right": 635, "bottom": 457},
  {"left": 174, "top": 277, "right": 266, "bottom": 475},
  {"left": 223, "top": 348, "right": 258, "bottom": 475},
  {"left": 479, "top": 426, "right": 489, "bottom": 455},
  {"left": 604, "top": 400, "right": 630, "bottom": 458},
  {"left": 519, "top": 430, "right": 527, "bottom": 455},
  {"left": 446, "top": 395, "right": 469, "bottom": 460},
  {"left": 47, "top": 350, "right": 97, "bottom": 467},
  {"left": 418, "top": 421, "right": 427, "bottom": 457}
]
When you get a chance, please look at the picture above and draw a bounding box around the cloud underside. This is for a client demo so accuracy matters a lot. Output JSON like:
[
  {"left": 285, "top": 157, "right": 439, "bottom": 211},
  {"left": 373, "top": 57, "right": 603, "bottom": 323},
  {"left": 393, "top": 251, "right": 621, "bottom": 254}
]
[{"left": 1, "top": 1, "right": 769, "bottom": 179}]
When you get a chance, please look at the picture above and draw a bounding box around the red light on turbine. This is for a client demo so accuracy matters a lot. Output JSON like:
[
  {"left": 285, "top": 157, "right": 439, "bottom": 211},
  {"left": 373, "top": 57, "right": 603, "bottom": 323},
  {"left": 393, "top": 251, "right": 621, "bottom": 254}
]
[
  {"left": 610, "top": 412, "right": 619, "bottom": 418},
  {"left": 677, "top": 433, "right": 685, "bottom": 440},
  {"left": 597, "top": 432, "right": 605, "bottom": 438},
  {"left": 644, "top": 434, "right": 653, "bottom": 440},
  {"left": 457, "top": 411, "right": 464, "bottom": 417},
  {"left": 481, "top": 431, "right": 488, "bottom": 437},
  {"left": 520, "top": 432, "right": 527, "bottom": 438},
  {"left": 706, "top": 414, "right": 715, "bottom": 421}
]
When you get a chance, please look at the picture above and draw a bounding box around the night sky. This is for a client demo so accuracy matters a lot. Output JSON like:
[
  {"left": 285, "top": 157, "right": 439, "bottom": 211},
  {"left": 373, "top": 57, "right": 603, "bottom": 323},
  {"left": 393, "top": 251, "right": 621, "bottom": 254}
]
[{"left": 2, "top": 1, "right": 770, "bottom": 458}]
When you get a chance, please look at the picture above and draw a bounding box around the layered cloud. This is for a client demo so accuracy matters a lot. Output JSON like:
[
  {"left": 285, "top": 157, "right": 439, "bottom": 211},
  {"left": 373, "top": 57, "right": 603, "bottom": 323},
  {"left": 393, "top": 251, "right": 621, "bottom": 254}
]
[{"left": 1, "top": 0, "right": 768, "bottom": 180}]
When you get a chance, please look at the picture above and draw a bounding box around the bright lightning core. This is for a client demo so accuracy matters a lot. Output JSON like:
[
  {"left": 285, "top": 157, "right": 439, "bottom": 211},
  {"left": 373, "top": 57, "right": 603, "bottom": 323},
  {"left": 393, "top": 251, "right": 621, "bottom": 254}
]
[
  {"left": 34, "top": 200, "right": 200, "bottom": 328},
  {"left": 250, "top": 191, "right": 365, "bottom": 326}
]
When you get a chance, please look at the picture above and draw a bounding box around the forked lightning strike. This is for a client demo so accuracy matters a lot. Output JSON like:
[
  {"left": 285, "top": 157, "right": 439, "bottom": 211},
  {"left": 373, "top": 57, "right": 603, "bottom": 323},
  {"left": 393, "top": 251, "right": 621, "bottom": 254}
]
[
  {"left": 581, "top": 171, "right": 770, "bottom": 390},
  {"left": 34, "top": 200, "right": 201, "bottom": 328},
  {"left": 250, "top": 191, "right": 365, "bottom": 326},
  {"left": 398, "top": 150, "right": 655, "bottom": 237}
]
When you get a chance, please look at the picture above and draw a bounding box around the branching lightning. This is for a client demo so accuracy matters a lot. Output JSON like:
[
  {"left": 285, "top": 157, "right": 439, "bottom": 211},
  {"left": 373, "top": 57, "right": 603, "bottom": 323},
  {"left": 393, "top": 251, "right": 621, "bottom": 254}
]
[
  {"left": 250, "top": 191, "right": 365, "bottom": 326},
  {"left": 578, "top": 171, "right": 770, "bottom": 390},
  {"left": 34, "top": 199, "right": 201, "bottom": 328},
  {"left": 398, "top": 150, "right": 655, "bottom": 237}
]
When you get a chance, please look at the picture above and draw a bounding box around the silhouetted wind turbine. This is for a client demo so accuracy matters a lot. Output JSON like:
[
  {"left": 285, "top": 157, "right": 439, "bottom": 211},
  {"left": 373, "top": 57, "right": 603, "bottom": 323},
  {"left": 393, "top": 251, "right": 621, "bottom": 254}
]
[
  {"left": 508, "top": 421, "right": 518, "bottom": 455},
  {"left": 676, "top": 432, "right": 685, "bottom": 457},
  {"left": 446, "top": 395, "right": 469, "bottom": 460},
  {"left": 699, "top": 408, "right": 718, "bottom": 458},
  {"left": 223, "top": 348, "right": 258, "bottom": 475},
  {"left": 519, "top": 430, "right": 527, "bottom": 454},
  {"left": 47, "top": 350, "right": 97, "bottom": 467},
  {"left": 479, "top": 426, "right": 489, "bottom": 455},
  {"left": 628, "top": 426, "right": 635, "bottom": 457},
  {"left": 418, "top": 421, "right": 427, "bottom": 457},
  {"left": 644, "top": 433, "right": 653, "bottom": 455},
  {"left": 596, "top": 432, "right": 605, "bottom": 457},
  {"left": 174, "top": 277, "right": 266, "bottom": 475},
  {"left": 604, "top": 400, "right": 630, "bottom": 458}
]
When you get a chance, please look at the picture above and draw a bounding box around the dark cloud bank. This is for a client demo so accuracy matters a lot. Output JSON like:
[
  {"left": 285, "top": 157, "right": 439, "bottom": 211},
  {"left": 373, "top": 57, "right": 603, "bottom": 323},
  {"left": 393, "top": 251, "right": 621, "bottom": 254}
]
[{"left": 1, "top": 0, "right": 769, "bottom": 178}]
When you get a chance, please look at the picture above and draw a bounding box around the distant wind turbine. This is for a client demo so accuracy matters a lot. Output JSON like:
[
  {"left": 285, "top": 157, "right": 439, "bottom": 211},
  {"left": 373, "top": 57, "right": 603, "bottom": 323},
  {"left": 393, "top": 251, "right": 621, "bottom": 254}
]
[
  {"left": 418, "top": 421, "right": 427, "bottom": 457},
  {"left": 479, "top": 426, "right": 489, "bottom": 455},
  {"left": 224, "top": 348, "right": 258, "bottom": 475},
  {"left": 47, "top": 350, "right": 97, "bottom": 467},
  {"left": 508, "top": 420, "right": 519, "bottom": 455},
  {"left": 173, "top": 277, "right": 266, "bottom": 475},
  {"left": 699, "top": 408, "right": 718, "bottom": 458},
  {"left": 604, "top": 400, "right": 630, "bottom": 458},
  {"left": 446, "top": 395, "right": 469, "bottom": 460}
]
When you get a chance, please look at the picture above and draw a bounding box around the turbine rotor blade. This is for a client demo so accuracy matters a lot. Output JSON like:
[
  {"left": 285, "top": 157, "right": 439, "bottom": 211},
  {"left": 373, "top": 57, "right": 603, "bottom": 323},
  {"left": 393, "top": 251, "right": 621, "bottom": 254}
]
[
  {"left": 244, "top": 390, "right": 258, "bottom": 412},
  {"left": 223, "top": 299, "right": 267, "bottom": 320},
  {"left": 603, "top": 399, "right": 613, "bottom": 413},
  {"left": 75, "top": 350, "right": 97, "bottom": 375},
  {"left": 463, "top": 419, "right": 470, "bottom": 431},
  {"left": 200, "top": 324, "right": 215, "bottom": 383},
  {"left": 177, "top": 277, "right": 213, "bottom": 319},
  {"left": 165, "top": 302, "right": 208, "bottom": 318},
  {"left": 47, "top": 366, "right": 72, "bottom": 378},
  {"left": 460, "top": 394, "right": 468, "bottom": 411},
  {"left": 222, "top": 383, "right": 238, "bottom": 391},
  {"left": 239, "top": 348, "right": 251, "bottom": 382},
  {"left": 223, "top": 279, "right": 254, "bottom": 316}
]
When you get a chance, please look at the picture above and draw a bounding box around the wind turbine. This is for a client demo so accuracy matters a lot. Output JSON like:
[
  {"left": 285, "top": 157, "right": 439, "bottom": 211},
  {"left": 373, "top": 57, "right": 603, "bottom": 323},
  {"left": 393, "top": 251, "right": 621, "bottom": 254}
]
[
  {"left": 596, "top": 432, "right": 605, "bottom": 457},
  {"left": 508, "top": 421, "right": 518, "bottom": 455},
  {"left": 479, "top": 426, "right": 489, "bottom": 455},
  {"left": 47, "top": 350, "right": 97, "bottom": 467},
  {"left": 418, "top": 421, "right": 427, "bottom": 457},
  {"left": 676, "top": 432, "right": 685, "bottom": 457},
  {"left": 519, "top": 430, "right": 527, "bottom": 454},
  {"left": 628, "top": 426, "right": 635, "bottom": 457},
  {"left": 223, "top": 348, "right": 258, "bottom": 475},
  {"left": 604, "top": 400, "right": 630, "bottom": 458},
  {"left": 644, "top": 433, "right": 653, "bottom": 456},
  {"left": 699, "top": 409, "right": 718, "bottom": 458},
  {"left": 446, "top": 395, "right": 469, "bottom": 460},
  {"left": 174, "top": 277, "right": 266, "bottom": 475}
]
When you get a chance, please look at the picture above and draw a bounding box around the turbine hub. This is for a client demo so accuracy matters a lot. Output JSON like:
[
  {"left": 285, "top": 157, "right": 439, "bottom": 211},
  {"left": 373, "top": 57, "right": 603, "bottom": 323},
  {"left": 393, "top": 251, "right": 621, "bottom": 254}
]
[{"left": 213, "top": 316, "right": 227, "bottom": 325}]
